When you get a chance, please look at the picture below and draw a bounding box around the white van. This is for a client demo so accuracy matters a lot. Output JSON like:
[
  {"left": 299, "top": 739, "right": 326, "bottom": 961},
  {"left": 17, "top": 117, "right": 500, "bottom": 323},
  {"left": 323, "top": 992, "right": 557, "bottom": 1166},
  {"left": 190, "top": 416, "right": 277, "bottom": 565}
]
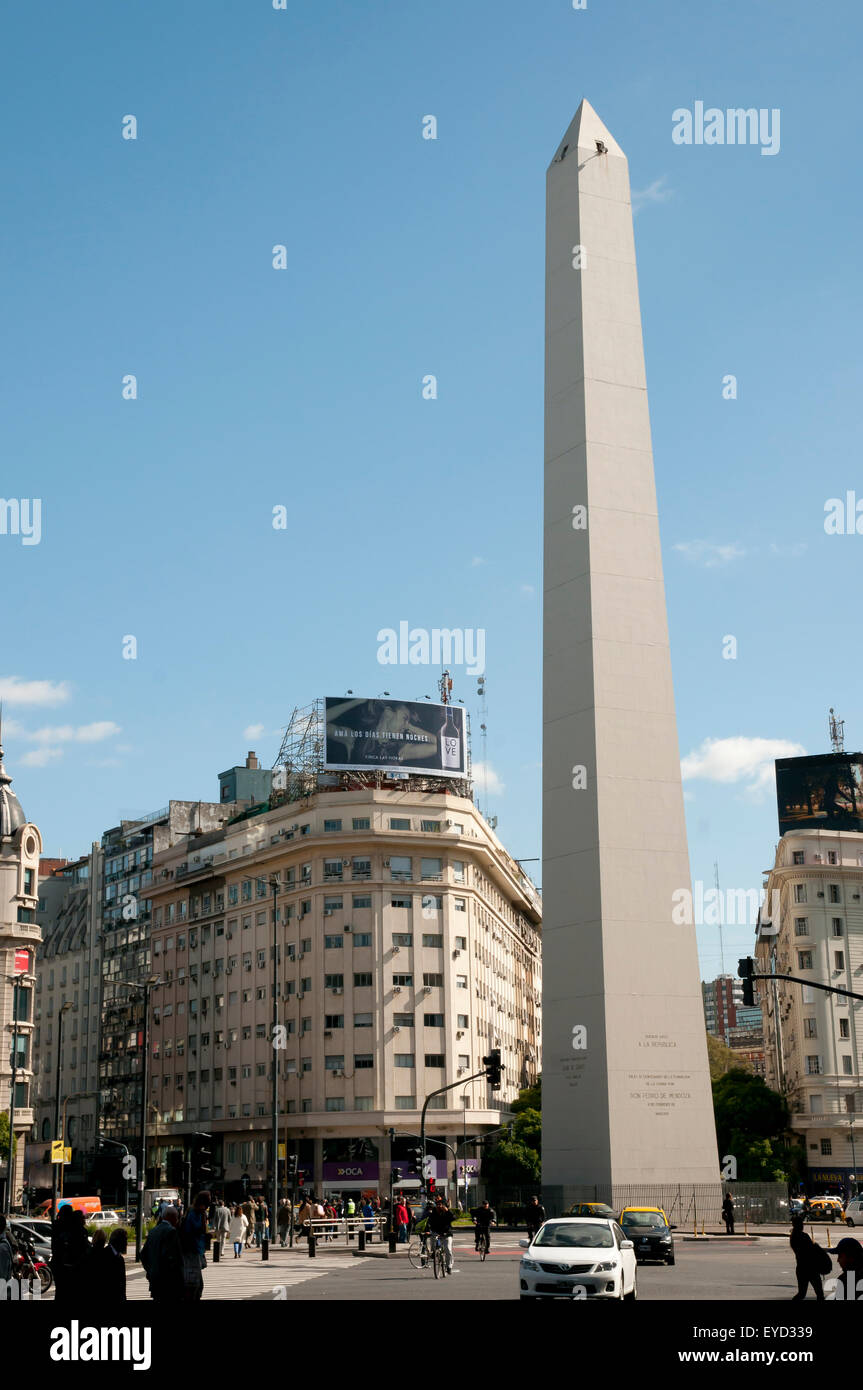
[{"left": 844, "top": 1196, "right": 863, "bottom": 1227}]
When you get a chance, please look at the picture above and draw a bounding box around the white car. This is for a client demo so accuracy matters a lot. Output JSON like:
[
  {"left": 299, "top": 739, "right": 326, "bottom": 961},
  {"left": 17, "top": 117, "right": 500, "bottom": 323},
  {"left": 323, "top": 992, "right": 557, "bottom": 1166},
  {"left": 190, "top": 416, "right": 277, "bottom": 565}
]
[
  {"left": 86, "top": 1209, "right": 121, "bottom": 1227},
  {"left": 519, "top": 1217, "right": 638, "bottom": 1300},
  {"left": 844, "top": 1196, "right": 863, "bottom": 1227}
]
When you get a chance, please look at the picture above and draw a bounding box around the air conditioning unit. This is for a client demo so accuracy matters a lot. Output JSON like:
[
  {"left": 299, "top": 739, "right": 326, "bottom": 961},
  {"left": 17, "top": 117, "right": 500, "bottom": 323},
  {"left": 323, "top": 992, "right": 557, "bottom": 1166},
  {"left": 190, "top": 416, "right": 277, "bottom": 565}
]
[
  {"left": 297, "top": 992, "right": 304, "bottom": 1001},
  {"left": 423, "top": 985, "right": 431, "bottom": 993},
  {"left": 344, "top": 925, "right": 352, "bottom": 933},
  {"left": 812, "top": 854, "right": 822, "bottom": 863},
  {"left": 456, "top": 1030, "right": 464, "bottom": 1038},
  {"left": 324, "top": 1030, "right": 332, "bottom": 1038},
  {"left": 333, "top": 987, "right": 343, "bottom": 995},
  {"left": 298, "top": 953, "right": 305, "bottom": 960},
  {"left": 393, "top": 986, "right": 402, "bottom": 994},
  {"left": 227, "top": 931, "right": 233, "bottom": 939},
  {"left": 453, "top": 949, "right": 461, "bottom": 958},
  {"left": 392, "top": 946, "right": 400, "bottom": 954},
  {"left": 457, "top": 1067, "right": 465, "bottom": 1075},
  {"left": 383, "top": 860, "right": 390, "bottom": 868},
  {"left": 324, "top": 909, "right": 333, "bottom": 917},
  {"left": 393, "top": 1025, "right": 401, "bottom": 1033},
  {"left": 226, "top": 967, "right": 233, "bottom": 975}
]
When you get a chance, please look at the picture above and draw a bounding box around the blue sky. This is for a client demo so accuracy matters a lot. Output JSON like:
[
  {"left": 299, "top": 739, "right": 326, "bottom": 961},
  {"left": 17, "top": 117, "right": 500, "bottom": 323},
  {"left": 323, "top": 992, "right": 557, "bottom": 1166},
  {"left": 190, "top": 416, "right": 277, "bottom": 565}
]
[{"left": 2, "top": 0, "right": 861, "bottom": 982}]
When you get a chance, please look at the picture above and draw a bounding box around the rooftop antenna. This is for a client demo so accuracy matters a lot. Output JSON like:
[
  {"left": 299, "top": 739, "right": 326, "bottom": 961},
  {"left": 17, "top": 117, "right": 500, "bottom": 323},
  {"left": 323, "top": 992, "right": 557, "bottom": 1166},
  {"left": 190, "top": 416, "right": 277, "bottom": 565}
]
[
  {"left": 829, "top": 707, "right": 845, "bottom": 754},
  {"left": 438, "top": 670, "right": 452, "bottom": 705},
  {"left": 477, "top": 675, "right": 488, "bottom": 816}
]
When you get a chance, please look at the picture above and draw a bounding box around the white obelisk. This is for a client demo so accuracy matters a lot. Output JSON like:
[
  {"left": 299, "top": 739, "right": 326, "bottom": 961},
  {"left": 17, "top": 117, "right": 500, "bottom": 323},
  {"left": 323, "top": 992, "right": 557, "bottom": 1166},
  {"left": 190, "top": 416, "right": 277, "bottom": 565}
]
[{"left": 542, "top": 101, "right": 719, "bottom": 1199}]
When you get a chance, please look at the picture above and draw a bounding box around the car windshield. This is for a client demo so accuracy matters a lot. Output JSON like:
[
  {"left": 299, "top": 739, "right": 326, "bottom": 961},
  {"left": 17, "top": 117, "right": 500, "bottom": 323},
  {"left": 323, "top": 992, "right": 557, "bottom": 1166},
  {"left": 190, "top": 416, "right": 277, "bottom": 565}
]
[
  {"left": 623, "top": 1213, "right": 667, "bottom": 1230},
  {"left": 534, "top": 1222, "right": 613, "bottom": 1249}
]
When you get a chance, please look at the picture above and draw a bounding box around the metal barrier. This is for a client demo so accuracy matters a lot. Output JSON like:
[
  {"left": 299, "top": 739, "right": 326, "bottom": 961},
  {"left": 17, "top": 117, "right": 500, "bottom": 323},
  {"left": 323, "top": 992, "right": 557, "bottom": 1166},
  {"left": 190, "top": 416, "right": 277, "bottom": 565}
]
[{"left": 302, "top": 1216, "right": 386, "bottom": 1249}]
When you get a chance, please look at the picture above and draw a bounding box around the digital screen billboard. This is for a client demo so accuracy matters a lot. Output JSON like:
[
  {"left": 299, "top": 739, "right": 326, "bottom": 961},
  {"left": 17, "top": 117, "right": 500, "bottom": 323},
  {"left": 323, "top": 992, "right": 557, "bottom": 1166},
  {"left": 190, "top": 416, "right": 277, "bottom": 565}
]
[
  {"left": 775, "top": 752, "right": 863, "bottom": 834},
  {"left": 324, "top": 697, "right": 467, "bottom": 778}
]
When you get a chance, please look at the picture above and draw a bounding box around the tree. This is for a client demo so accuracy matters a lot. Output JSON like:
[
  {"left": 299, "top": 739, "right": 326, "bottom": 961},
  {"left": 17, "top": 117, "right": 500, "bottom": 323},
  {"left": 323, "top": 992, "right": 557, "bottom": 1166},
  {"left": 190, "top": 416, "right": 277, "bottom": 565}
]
[
  {"left": 0, "top": 1113, "right": 17, "bottom": 1166},
  {"left": 713, "top": 1070, "right": 790, "bottom": 1180},
  {"left": 511, "top": 1076, "right": 541, "bottom": 1115},
  {"left": 481, "top": 1139, "right": 541, "bottom": 1187},
  {"left": 706, "top": 1034, "right": 753, "bottom": 1080},
  {"left": 513, "top": 1108, "right": 541, "bottom": 1155}
]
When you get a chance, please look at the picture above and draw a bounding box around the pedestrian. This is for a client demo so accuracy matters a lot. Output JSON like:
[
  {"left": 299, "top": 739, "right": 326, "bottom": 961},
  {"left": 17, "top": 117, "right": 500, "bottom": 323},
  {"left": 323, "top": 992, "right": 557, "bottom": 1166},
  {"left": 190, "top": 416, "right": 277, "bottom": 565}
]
[
  {"left": 362, "top": 1199, "right": 375, "bottom": 1239},
  {"left": 214, "top": 1196, "right": 231, "bottom": 1255},
  {"left": 141, "top": 1206, "right": 184, "bottom": 1302},
  {"left": 51, "top": 1205, "right": 91, "bottom": 1304},
  {"left": 107, "top": 1228, "right": 128, "bottom": 1300},
  {"left": 0, "top": 1215, "right": 15, "bottom": 1285},
  {"left": 229, "top": 1204, "right": 248, "bottom": 1258},
  {"left": 296, "top": 1196, "right": 313, "bottom": 1240},
  {"left": 722, "top": 1192, "right": 735, "bottom": 1235},
  {"left": 395, "top": 1198, "right": 410, "bottom": 1244},
  {"left": 242, "top": 1197, "right": 254, "bottom": 1248},
  {"left": 832, "top": 1237, "right": 863, "bottom": 1300},
  {"left": 524, "top": 1195, "right": 546, "bottom": 1240},
  {"left": 277, "top": 1199, "right": 291, "bottom": 1247},
  {"left": 254, "top": 1199, "right": 265, "bottom": 1247},
  {"left": 790, "top": 1215, "right": 828, "bottom": 1301}
]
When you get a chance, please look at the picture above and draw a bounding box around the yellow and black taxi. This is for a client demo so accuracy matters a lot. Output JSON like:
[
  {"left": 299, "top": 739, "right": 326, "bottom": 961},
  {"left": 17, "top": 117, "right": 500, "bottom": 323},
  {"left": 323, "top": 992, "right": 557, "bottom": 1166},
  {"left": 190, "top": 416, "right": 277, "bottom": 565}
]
[
  {"left": 619, "top": 1206, "right": 676, "bottom": 1264},
  {"left": 564, "top": 1201, "right": 618, "bottom": 1221},
  {"left": 808, "top": 1196, "right": 844, "bottom": 1223}
]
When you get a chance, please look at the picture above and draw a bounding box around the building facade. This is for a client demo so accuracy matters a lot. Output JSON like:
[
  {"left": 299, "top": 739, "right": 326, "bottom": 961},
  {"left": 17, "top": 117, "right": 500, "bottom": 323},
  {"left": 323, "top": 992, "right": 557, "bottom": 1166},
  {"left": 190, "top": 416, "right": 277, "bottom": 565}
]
[
  {"left": 702, "top": 975, "right": 745, "bottom": 1043},
  {"left": 756, "top": 829, "right": 863, "bottom": 1191},
  {"left": 145, "top": 785, "right": 542, "bottom": 1202},
  {"left": 0, "top": 738, "right": 42, "bottom": 1208}
]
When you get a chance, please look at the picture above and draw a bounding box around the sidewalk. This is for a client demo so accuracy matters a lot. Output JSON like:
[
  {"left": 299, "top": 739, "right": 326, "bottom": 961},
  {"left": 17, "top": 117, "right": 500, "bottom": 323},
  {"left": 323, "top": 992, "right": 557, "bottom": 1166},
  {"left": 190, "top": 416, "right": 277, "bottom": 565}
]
[{"left": 124, "top": 1244, "right": 367, "bottom": 1302}]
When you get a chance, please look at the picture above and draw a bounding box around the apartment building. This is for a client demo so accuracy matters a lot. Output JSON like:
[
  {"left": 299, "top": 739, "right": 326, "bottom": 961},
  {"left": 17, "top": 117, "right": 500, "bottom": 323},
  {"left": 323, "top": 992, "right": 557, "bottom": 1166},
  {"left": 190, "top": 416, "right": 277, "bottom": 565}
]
[
  {"left": 702, "top": 975, "right": 745, "bottom": 1043},
  {"left": 756, "top": 829, "right": 863, "bottom": 1190},
  {"left": 146, "top": 786, "right": 542, "bottom": 1201}
]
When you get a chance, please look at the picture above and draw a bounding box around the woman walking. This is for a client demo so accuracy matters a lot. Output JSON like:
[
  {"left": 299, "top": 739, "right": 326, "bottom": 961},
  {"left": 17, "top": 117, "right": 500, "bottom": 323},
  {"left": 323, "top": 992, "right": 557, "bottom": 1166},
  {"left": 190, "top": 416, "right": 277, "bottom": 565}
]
[{"left": 229, "top": 1204, "right": 248, "bottom": 1258}]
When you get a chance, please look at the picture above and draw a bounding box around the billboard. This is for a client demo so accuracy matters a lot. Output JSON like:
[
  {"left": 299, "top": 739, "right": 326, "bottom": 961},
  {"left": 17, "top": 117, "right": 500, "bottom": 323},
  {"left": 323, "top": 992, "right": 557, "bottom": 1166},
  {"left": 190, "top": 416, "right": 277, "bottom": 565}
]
[
  {"left": 324, "top": 697, "right": 466, "bottom": 778},
  {"left": 775, "top": 752, "right": 863, "bottom": 834}
]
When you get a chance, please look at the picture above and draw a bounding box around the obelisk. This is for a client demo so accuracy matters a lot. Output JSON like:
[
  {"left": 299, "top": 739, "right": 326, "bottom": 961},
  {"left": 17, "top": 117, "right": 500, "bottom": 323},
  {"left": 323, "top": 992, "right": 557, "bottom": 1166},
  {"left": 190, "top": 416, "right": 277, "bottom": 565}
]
[{"left": 542, "top": 101, "right": 719, "bottom": 1201}]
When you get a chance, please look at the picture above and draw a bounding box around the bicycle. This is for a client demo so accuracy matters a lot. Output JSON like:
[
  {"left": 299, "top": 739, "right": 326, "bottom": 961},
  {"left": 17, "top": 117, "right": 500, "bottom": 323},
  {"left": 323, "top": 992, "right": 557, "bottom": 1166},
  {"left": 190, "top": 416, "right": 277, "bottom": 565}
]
[
  {"left": 475, "top": 1228, "right": 491, "bottom": 1262},
  {"left": 408, "top": 1232, "right": 431, "bottom": 1272},
  {"left": 432, "top": 1233, "right": 449, "bottom": 1279}
]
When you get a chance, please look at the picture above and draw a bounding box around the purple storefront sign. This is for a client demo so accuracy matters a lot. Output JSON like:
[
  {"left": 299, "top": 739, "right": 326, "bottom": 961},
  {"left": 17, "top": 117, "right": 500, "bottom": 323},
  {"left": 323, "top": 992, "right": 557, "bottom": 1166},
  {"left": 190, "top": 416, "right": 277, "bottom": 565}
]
[
  {"left": 322, "top": 1161, "right": 380, "bottom": 1182},
  {"left": 457, "top": 1159, "right": 481, "bottom": 1177}
]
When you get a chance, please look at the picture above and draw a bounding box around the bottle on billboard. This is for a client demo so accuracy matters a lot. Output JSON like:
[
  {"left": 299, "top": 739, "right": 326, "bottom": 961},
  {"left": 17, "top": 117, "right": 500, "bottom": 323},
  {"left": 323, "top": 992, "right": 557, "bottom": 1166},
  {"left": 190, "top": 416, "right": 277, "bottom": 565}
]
[{"left": 440, "top": 706, "right": 461, "bottom": 771}]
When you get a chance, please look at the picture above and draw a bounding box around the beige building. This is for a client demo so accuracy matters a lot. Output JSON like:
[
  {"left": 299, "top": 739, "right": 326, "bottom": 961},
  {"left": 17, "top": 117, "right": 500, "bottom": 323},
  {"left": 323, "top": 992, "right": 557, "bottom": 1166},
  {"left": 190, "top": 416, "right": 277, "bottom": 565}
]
[
  {"left": 756, "top": 829, "right": 863, "bottom": 1190},
  {"left": 146, "top": 786, "right": 542, "bottom": 1200},
  {"left": 0, "top": 737, "right": 42, "bottom": 1208}
]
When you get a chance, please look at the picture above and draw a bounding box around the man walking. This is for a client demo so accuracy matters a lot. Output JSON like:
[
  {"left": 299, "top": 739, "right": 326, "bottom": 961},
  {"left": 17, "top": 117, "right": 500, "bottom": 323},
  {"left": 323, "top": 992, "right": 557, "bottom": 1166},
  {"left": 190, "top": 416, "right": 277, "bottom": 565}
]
[
  {"left": 722, "top": 1193, "right": 735, "bottom": 1235},
  {"left": 214, "top": 1196, "right": 231, "bottom": 1255},
  {"left": 790, "top": 1216, "right": 827, "bottom": 1301},
  {"left": 141, "top": 1206, "right": 184, "bottom": 1302},
  {"left": 525, "top": 1195, "right": 546, "bottom": 1241}
]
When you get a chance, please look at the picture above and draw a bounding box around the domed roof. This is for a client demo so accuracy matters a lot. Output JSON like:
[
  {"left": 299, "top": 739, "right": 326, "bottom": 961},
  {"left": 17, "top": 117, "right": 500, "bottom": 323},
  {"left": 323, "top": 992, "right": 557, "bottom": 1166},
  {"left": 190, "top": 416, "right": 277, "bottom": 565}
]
[{"left": 0, "top": 736, "right": 27, "bottom": 840}]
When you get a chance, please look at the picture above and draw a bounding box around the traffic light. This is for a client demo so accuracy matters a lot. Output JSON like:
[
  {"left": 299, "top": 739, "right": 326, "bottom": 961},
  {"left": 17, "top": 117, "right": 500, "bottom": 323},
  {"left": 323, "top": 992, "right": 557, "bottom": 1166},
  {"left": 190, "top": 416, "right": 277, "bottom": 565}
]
[
  {"left": 483, "top": 1048, "right": 503, "bottom": 1089},
  {"left": 738, "top": 957, "right": 756, "bottom": 1007},
  {"left": 297, "top": 1172, "right": 304, "bottom": 1188},
  {"left": 407, "top": 1146, "right": 423, "bottom": 1176},
  {"left": 428, "top": 1177, "right": 436, "bottom": 1194},
  {"left": 287, "top": 1153, "right": 299, "bottom": 1183},
  {"left": 166, "top": 1150, "right": 184, "bottom": 1187},
  {"left": 391, "top": 1167, "right": 401, "bottom": 1183},
  {"left": 191, "top": 1133, "right": 213, "bottom": 1188}
]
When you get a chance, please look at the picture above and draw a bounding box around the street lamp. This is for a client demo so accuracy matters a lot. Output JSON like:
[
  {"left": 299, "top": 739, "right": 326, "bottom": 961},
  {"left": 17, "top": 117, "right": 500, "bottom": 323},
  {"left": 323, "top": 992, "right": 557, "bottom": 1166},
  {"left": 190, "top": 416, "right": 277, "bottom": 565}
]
[
  {"left": 115, "top": 975, "right": 160, "bottom": 1260},
  {"left": 50, "top": 1002, "right": 73, "bottom": 1222}
]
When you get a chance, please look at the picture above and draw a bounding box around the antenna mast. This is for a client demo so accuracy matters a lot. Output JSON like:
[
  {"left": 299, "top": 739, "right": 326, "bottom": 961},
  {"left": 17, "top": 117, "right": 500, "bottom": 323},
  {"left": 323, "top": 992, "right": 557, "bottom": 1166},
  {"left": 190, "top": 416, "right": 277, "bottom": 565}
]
[
  {"left": 714, "top": 859, "right": 725, "bottom": 978},
  {"left": 829, "top": 707, "right": 845, "bottom": 754}
]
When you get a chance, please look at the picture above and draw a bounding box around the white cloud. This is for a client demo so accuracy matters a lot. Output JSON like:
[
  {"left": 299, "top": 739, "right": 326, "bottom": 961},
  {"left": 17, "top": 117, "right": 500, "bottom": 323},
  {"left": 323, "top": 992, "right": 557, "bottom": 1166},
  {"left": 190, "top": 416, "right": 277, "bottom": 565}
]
[
  {"left": 20, "top": 747, "right": 64, "bottom": 767},
  {"left": 28, "top": 721, "right": 121, "bottom": 745},
  {"left": 244, "top": 723, "right": 265, "bottom": 740},
  {"left": 470, "top": 556, "right": 485, "bottom": 567},
  {"left": 632, "top": 176, "right": 673, "bottom": 213},
  {"left": 472, "top": 761, "right": 505, "bottom": 795},
  {"left": 769, "top": 541, "right": 807, "bottom": 558},
  {"left": 0, "top": 676, "right": 71, "bottom": 706},
  {"left": 681, "top": 735, "right": 806, "bottom": 796},
  {"left": 521, "top": 584, "right": 536, "bottom": 596},
  {"left": 673, "top": 540, "right": 745, "bottom": 567}
]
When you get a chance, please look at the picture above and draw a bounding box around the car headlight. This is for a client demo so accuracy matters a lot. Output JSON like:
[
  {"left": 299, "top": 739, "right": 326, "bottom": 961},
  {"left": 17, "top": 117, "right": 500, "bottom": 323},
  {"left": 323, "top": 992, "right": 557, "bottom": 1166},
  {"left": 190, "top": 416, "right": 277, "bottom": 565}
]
[
  {"left": 521, "top": 1259, "right": 540, "bottom": 1271},
  {"left": 595, "top": 1261, "right": 617, "bottom": 1272},
  {"left": 661, "top": 1235, "right": 672, "bottom": 1243}
]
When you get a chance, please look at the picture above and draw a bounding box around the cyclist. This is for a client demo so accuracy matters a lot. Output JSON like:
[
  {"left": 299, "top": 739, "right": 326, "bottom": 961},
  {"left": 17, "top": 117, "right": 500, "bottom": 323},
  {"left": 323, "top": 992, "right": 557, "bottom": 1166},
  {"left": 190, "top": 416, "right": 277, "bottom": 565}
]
[
  {"left": 472, "top": 1199, "right": 497, "bottom": 1254},
  {"left": 427, "top": 1195, "right": 457, "bottom": 1274}
]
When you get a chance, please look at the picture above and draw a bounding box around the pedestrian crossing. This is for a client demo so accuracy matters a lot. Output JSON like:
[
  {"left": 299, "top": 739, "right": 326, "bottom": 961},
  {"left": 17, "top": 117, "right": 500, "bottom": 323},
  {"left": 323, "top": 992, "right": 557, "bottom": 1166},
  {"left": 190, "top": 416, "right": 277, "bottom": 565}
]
[{"left": 123, "top": 1251, "right": 364, "bottom": 1302}]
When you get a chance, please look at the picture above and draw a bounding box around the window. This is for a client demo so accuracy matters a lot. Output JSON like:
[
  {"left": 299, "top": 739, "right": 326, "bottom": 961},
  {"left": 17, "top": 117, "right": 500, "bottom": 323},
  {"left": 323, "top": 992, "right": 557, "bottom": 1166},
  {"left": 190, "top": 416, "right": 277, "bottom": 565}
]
[
  {"left": 395, "top": 1096, "right": 415, "bottom": 1109},
  {"left": 394, "top": 1054, "right": 415, "bottom": 1068},
  {"left": 300, "top": 977, "right": 311, "bottom": 992},
  {"left": 393, "top": 974, "right": 413, "bottom": 987},
  {"left": 457, "top": 1014, "right": 469, "bottom": 1028},
  {"left": 839, "top": 1018, "right": 850, "bottom": 1039},
  {"left": 325, "top": 935, "right": 344, "bottom": 950},
  {"left": 324, "top": 860, "right": 343, "bottom": 882},
  {"left": 829, "top": 884, "right": 840, "bottom": 903},
  {"left": 423, "top": 973, "right": 443, "bottom": 987},
  {"left": 352, "top": 932, "right": 372, "bottom": 947},
  {"left": 454, "top": 897, "right": 466, "bottom": 912},
  {"left": 452, "top": 860, "right": 465, "bottom": 883},
  {"left": 805, "top": 1055, "right": 821, "bottom": 1074},
  {"left": 456, "top": 975, "right": 467, "bottom": 989},
  {"left": 325, "top": 974, "right": 344, "bottom": 989},
  {"left": 842, "top": 1056, "right": 853, "bottom": 1074},
  {"left": 833, "top": 919, "right": 844, "bottom": 936},
  {"left": 352, "top": 895, "right": 372, "bottom": 910},
  {"left": 425, "top": 1054, "right": 445, "bottom": 1068},
  {"left": 325, "top": 1015, "right": 344, "bottom": 1029},
  {"left": 794, "top": 918, "right": 809, "bottom": 936},
  {"left": 354, "top": 1054, "right": 374, "bottom": 1069},
  {"left": 798, "top": 951, "right": 813, "bottom": 970},
  {"left": 354, "top": 1012, "right": 373, "bottom": 1028},
  {"left": 354, "top": 1096, "right": 374, "bottom": 1111},
  {"left": 302, "top": 1057, "right": 312, "bottom": 1072},
  {"left": 455, "top": 936, "right": 466, "bottom": 951},
  {"left": 792, "top": 851, "right": 805, "bottom": 865},
  {"left": 301, "top": 938, "right": 312, "bottom": 953},
  {"left": 324, "top": 819, "right": 342, "bottom": 832},
  {"left": 301, "top": 1099, "right": 312, "bottom": 1112},
  {"left": 424, "top": 1013, "right": 444, "bottom": 1027},
  {"left": 458, "top": 1054, "right": 469, "bottom": 1068},
  {"left": 325, "top": 1055, "right": 344, "bottom": 1070},
  {"left": 389, "top": 819, "right": 410, "bottom": 831},
  {"left": 323, "top": 896, "right": 343, "bottom": 912},
  {"left": 352, "top": 818, "right": 371, "bottom": 831},
  {"left": 394, "top": 1013, "right": 414, "bottom": 1028},
  {"left": 421, "top": 820, "right": 441, "bottom": 833},
  {"left": 846, "top": 1095, "right": 858, "bottom": 1114},
  {"left": 391, "top": 896, "right": 412, "bottom": 910},
  {"left": 794, "top": 884, "right": 806, "bottom": 904},
  {"left": 821, "top": 1139, "right": 832, "bottom": 1156},
  {"left": 827, "top": 850, "right": 838, "bottom": 865},
  {"left": 325, "top": 1098, "right": 345, "bottom": 1112},
  {"left": 352, "top": 862, "right": 371, "bottom": 883},
  {"left": 835, "top": 951, "right": 845, "bottom": 970},
  {"left": 809, "top": 1095, "right": 822, "bottom": 1114},
  {"left": 421, "top": 857, "right": 442, "bottom": 880},
  {"left": 803, "top": 1018, "right": 817, "bottom": 1038},
  {"left": 354, "top": 972, "right": 373, "bottom": 988},
  {"left": 422, "top": 934, "right": 443, "bottom": 948},
  {"left": 393, "top": 933, "right": 413, "bottom": 947}
]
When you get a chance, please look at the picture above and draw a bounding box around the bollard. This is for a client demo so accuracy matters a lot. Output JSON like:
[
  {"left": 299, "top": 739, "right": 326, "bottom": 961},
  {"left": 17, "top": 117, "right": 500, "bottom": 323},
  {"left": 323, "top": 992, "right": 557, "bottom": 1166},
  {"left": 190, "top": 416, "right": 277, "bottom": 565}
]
[
  {"left": 262, "top": 1237, "right": 269, "bottom": 1261},
  {"left": 308, "top": 1231, "right": 316, "bottom": 1258},
  {"left": 212, "top": 1238, "right": 220, "bottom": 1264},
  {"left": 388, "top": 1226, "right": 397, "bottom": 1254},
  {"left": 358, "top": 1229, "right": 366, "bottom": 1252}
]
